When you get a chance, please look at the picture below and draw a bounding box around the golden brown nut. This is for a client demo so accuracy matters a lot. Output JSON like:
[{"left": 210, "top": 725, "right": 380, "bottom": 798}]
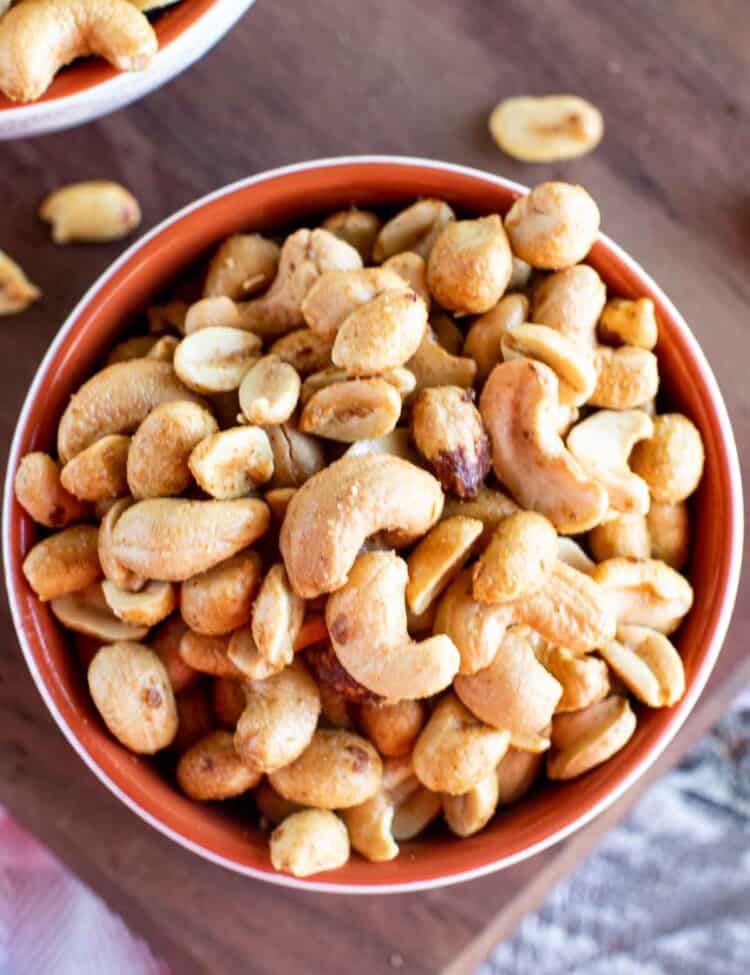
[
  {"left": 496, "top": 748, "right": 544, "bottom": 805},
  {"left": 0, "top": 250, "right": 41, "bottom": 314},
  {"left": 407, "top": 326, "right": 477, "bottom": 393},
  {"left": 101, "top": 578, "right": 175, "bottom": 627},
  {"left": 359, "top": 699, "right": 426, "bottom": 757},
  {"left": 301, "top": 267, "right": 407, "bottom": 340},
  {"left": 406, "top": 516, "right": 483, "bottom": 615},
  {"left": 442, "top": 771, "right": 499, "bottom": 837},
  {"left": 188, "top": 426, "right": 274, "bottom": 499},
  {"left": 179, "top": 631, "right": 243, "bottom": 679},
  {"left": 426, "top": 215, "right": 512, "bottom": 315},
  {"left": 463, "top": 293, "right": 529, "bottom": 384},
  {"left": 22, "top": 523, "right": 101, "bottom": 601},
  {"left": 373, "top": 199, "right": 455, "bottom": 262},
  {"left": 39, "top": 180, "right": 141, "bottom": 243},
  {"left": 149, "top": 614, "right": 197, "bottom": 693},
  {"left": 174, "top": 327, "right": 261, "bottom": 394},
  {"left": 97, "top": 497, "right": 145, "bottom": 592},
  {"left": 598, "top": 297, "right": 658, "bottom": 350},
  {"left": 203, "top": 234, "right": 280, "bottom": 300},
  {"left": 264, "top": 486, "right": 296, "bottom": 524},
  {"left": 442, "top": 487, "right": 519, "bottom": 550},
  {"left": 252, "top": 564, "right": 305, "bottom": 671},
  {"left": 505, "top": 182, "right": 600, "bottom": 270},
  {"left": 49, "top": 581, "right": 149, "bottom": 643},
  {"left": 270, "top": 809, "right": 349, "bottom": 877},
  {"left": 590, "top": 557, "right": 694, "bottom": 634},
  {"left": 268, "top": 328, "right": 334, "bottom": 378},
  {"left": 589, "top": 514, "right": 651, "bottom": 562},
  {"left": 332, "top": 289, "right": 428, "bottom": 376},
  {"left": 489, "top": 95, "right": 603, "bottom": 163},
  {"left": 238, "top": 355, "right": 301, "bottom": 426},
  {"left": 472, "top": 511, "right": 557, "bottom": 604},
  {"left": 531, "top": 265, "right": 606, "bottom": 347},
  {"left": 383, "top": 251, "right": 431, "bottom": 306},
  {"left": 590, "top": 346, "right": 660, "bottom": 409},
  {"left": 180, "top": 551, "right": 263, "bottom": 636},
  {"left": 537, "top": 645, "right": 610, "bottom": 713},
  {"left": 646, "top": 501, "right": 690, "bottom": 569},
  {"left": 321, "top": 208, "right": 381, "bottom": 263},
  {"left": 300, "top": 378, "right": 402, "bottom": 442},
  {"left": 87, "top": 642, "right": 177, "bottom": 754},
  {"left": 60, "top": 434, "right": 130, "bottom": 502},
  {"left": 304, "top": 642, "right": 377, "bottom": 704},
  {"left": 547, "top": 696, "right": 637, "bottom": 780},
  {"left": 433, "top": 569, "right": 515, "bottom": 675},
  {"left": 411, "top": 386, "right": 490, "bottom": 499},
  {"left": 501, "top": 323, "right": 597, "bottom": 406},
  {"left": 172, "top": 683, "right": 214, "bottom": 754},
  {"left": 630, "top": 413, "right": 705, "bottom": 504},
  {"left": 599, "top": 625, "right": 685, "bottom": 707},
  {"left": 176, "top": 730, "right": 261, "bottom": 800},
  {"left": 14, "top": 452, "right": 89, "bottom": 527}
]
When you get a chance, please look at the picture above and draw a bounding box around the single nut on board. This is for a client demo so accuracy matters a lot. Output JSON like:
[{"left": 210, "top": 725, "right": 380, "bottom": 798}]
[
  {"left": 0, "top": 250, "right": 41, "bottom": 314},
  {"left": 463, "top": 293, "right": 530, "bottom": 384},
  {"left": 269, "top": 729, "right": 383, "bottom": 809},
  {"left": 515, "top": 559, "right": 616, "bottom": 653},
  {"left": 331, "top": 289, "right": 428, "bottom": 376},
  {"left": 270, "top": 809, "right": 350, "bottom": 878},
  {"left": 127, "top": 400, "right": 218, "bottom": 500},
  {"left": 268, "top": 328, "right": 334, "bottom": 377},
  {"left": 101, "top": 578, "right": 175, "bottom": 627},
  {"left": 14, "top": 452, "right": 89, "bottom": 527},
  {"left": 60, "top": 434, "right": 130, "bottom": 502},
  {"left": 531, "top": 265, "right": 607, "bottom": 347},
  {"left": 489, "top": 95, "right": 603, "bottom": 163},
  {"left": 472, "top": 511, "right": 557, "bottom": 604},
  {"left": 265, "top": 423, "right": 326, "bottom": 488},
  {"left": 50, "top": 581, "right": 149, "bottom": 642},
  {"left": 299, "top": 378, "right": 402, "bottom": 442},
  {"left": 598, "top": 297, "right": 658, "bottom": 350},
  {"left": 301, "top": 267, "right": 406, "bottom": 340},
  {"left": 57, "top": 359, "right": 203, "bottom": 463},
  {"left": 411, "top": 386, "right": 490, "bottom": 499},
  {"left": 454, "top": 627, "right": 562, "bottom": 751},
  {"left": 238, "top": 355, "right": 301, "bottom": 426},
  {"left": 496, "top": 748, "right": 544, "bottom": 805},
  {"left": 203, "top": 233, "right": 280, "bottom": 300},
  {"left": 252, "top": 564, "right": 306, "bottom": 671},
  {"left": 547, "top": 695, "right": 637, "bottom": 780},
  {"left": 359, "top": 699, "right": 427, "bottom": 758},
  {"left": 321, "top": 208, "right": 381, "bottom": 263},
  {"left": 326, "top": 551, "right": 460, "bottom": 699},
  {"left": 537, "top": 644, "right": 610, "bottom": 713},
  {"left": 443, "top": 770, "right": 500, "bottom": 837},
  {"left": 426, "top": 215, "right": 512, "bottom": 315},
  {"left": 412, "top": 693, "right": 510, "bottom": 795},
  {"left": 22, "top": 523, "right": 101, "bottom": 601},
  {"left": 87, "top": 642, "right": 177, "bottom": 754},
  {"left": 280, "top": 454, "right": 444, "bottom": 598},
  {"left": 501, "top": 323, "right": 597, "bottom": 406},
  {"left": 442, "top": 487, "right": 519, "bottom": 550},
  {"left": 373, "top": 199, "right": 455, "bottom": 262},
  {"left": 479, "top": 360, "right": 608, "bottom": 534},
  {"left": 504, "top": 182, "right": 600, "bottom": 270},
  {"left": 433, "top": 569, "right": 516, "bottom": 675},
  {"left": 566, "top": 409, "right": 654, "bottom": 516},
  {"left": 173, "top": 326, "right": 261, "bottom": 394},
  {"left": 406, "top": 515, "right": 483, "bottom": 615},
  {"left": 646, "top": 501, "right": 690, "bottom": 569},
  {"left": 590, "top": 346, "right": 660, "bottom": 409},
  {"left": 111, "top": 497, "right": 270, "bottom": 581},
  {"left": 599, "top": 624, "right": 685, "bottom": 707},
  {"left": 188, "top": 426, "right": 274, "bottom": 498},
  {"left": 180, "top": 551, "right": 262, "bottom": 636},
  {"left": 39, "top": 180, "right": 141, "bottom": 243},
  {"left": 629, "top": 413, "right": 705, "bottom": 504},
  {"left": 407, "top": 327, "right": 477, "bottom": 394},
  {"left": 590, "top": 557, "right": 694, "bottom": 634},
  {"left": 176, "top": 730, "right": 261, "bottom": 801},
  {"left": 588, "top": 513, "right": 651, "bottom": 562}
]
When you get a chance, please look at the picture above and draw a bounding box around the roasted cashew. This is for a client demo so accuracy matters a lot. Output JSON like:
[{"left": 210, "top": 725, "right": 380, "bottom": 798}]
[
  {"left": 590, "top": 557, "right": 694, "bottom": 634},
  {"left": 0, "top": 0, "right": 157, "bottom": 102},
  {"left": 531, "top": 265, "right": 606, "bottom": 347},
  {"left": 0, "top": 250, "right": 41, "bottom": 314},
  {"left": 280, "top": 454, "right": 444, "bottom": 598},
  {"left": 588, "top": 513, "right": 651, "bottom": 562},
  {"left": 407, "top": 326, "right": 477, "bottom": 394},
  {"left": 326, "top": 551, "right": 460, "bottom": 699},
  {"left": 203, "top": 234, "right": 280, "bottom": 300},
  {"left": 598, "top": 297, "right": 658, "bottom": 350},
  {"left": 271, "top": 810, "right": 350, "bottom": 877},
  {"left": 463, "top": 293, "right": 529, "bottom": 384},
  {"left": 504, "top": 182, "right": 600, "bottom": 270},
  {"left": 501, "top": 323, "right": 597, "bottom": 406},
  {"left": 479, "top": 360, "right": 608, "bottom": 533},
  {"left": 373, "top": 199, "right": 455, "bottom": 262},
  {"left": 472, "top": 510, "right": 557, "bottom": 604},
  {"left": 590, "top": 346, "right": 659, "bottom": 409},
  {"left": 433, "top": 569, "right": 515, "bottom": 675},
  {"left": 14, "top": 451, "right": 88, "bottom": 527}
]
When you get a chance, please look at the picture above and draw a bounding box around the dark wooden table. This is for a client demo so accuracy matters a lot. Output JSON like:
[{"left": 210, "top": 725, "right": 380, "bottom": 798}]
[{"left": 1, "top": 2, "right": 748, "bottom": 972}]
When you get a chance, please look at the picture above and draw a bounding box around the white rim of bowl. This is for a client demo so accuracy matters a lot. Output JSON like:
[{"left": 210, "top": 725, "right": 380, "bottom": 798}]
[
  {"left": 3, "top": 156, "right": 744, "bottom": 894},
  {"left": 0, "top": 1, "right": 256, "bottom": 140}
]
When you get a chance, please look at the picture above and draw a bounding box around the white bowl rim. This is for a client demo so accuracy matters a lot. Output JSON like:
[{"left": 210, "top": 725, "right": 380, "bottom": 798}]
[{"left": 3, "top": 155, "right": 744, "bottom": 894}]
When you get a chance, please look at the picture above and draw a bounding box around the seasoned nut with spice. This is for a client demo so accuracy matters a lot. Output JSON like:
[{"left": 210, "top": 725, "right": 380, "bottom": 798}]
[
  {"left": 472, "top": 511, "right": 557, "bottom": 604},
  {"left": 203, "top": 234, "right": 280, "bottom": 300},
  {"left": 598, "top": 297, "right": 658, "bottom": 350},
  {"left": 505, "top": 182, "right": 600, "bottom": 270},
  {"left": 629, "top": 413, "right": 705, "bottom": 504},
  {"left": 531, "top": 265, "right": 606, "bottom": 347},
  {"left": 373, "top": 199, "right": 455, "bottom": 262},
  {"left": 411, "top": 386, "right": 490, "bottom": 499},
  {"left": 14, "top": 452, "right": 89, "bottom": 528},
  {"left": 426, "top": 215, "right": 512, "bottom": 315}
]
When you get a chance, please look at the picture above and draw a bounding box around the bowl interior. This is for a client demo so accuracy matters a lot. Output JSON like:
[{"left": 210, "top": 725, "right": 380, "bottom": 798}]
[
  {"left": 0, "top": 0, "right": 218, "bottom": 111},
  {"left": 5, "top": 160, "right": 740, "bottom": 890}
]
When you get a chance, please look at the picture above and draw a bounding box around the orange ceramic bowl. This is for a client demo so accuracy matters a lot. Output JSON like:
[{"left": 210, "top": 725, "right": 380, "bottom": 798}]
[
  {"left": 0, "top": 0, "right": 255, "bottom": 140},
  {"left": 3, "top": 157, "right": 742, "bottom": 893}
]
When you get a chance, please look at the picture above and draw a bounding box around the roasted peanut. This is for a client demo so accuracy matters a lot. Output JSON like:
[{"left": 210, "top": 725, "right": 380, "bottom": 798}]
[
  {"left": 226, "top": 625, "right": 282, "bottom": 681},
  {"left": 480, "top": 360, "right": 608, "bottom": 533},
  {"left": 180, "top": 551, "right": 262, "bottom": 636},
  {"left": 426, "top": 215, "right": 512, "bottom": 315},
  {"left": 407, "top": 326, "right": 477, "bottom": 393},
  {"left": 173, "top": 326, "right": 261, "bottom": 394},
  {"left": 40, "top": 180, "right": 141, "bottom": 243},
  {"left": 599, "top": 625, "right": 685, "bottom": 707},
  {"left": 179, "top": 631, "right": 243, "bottom": 679},
  {"left": 265, "top": 423, "right": 326, "bottom": 488},
  {"left": 269, "top": 328, "right": 334, "bottom": 377},
  {"left": 57, "top": 359, "right": 202, "bottom": 463},
  {"left": 321, "top": 208, "right": 381, "bottom": 263},
  {"left": 254, "top": 779, "right": 303, "bottom": 826},
  {"left": 300, "top": 378, "right": 402, "bottom": 442},
  {"left": 212, "top": 676, "right": 247, "bottom": 728},
  {"left": 342, "top": 789, "right": 398, "bottom": 862},
  {"left": 647, "top": 501, "right": 690, "bottom": 569},
  {"left": 590, "top": 557, "right": 694, "bottom": 634},
  {"left": 332, "top": 289, "right": 428, "bottom": 376},
  {"left": 599, "top": 297, "right": 658, "bottom": 350},
  {"left": 88, "top": 642, "right": 177, "bottom": 754},
  {"left": 463, "top": 293, "right": 529, "bottom": 384},
  {"left": 454, "top": 627, "right": 561, "bottom": 751},
  {"left": 60, "top": 434, "right": 130, "bottom": 502},
  {"left": 326, "top": 551, "right": 460, "bottom": 699},
  {"left": 102, "top": 579, "right": 174, "bottom": 627},
  {"left": 177, "top": 730, "right": 261, "bottom": 800},
  {"left": 203, "top": 234, "right": 280, "bottom": 300},
  {"left": 472, "top": 511, "right": 557, "bottom": 604},
  {"left": 406, "top": 516, "right": 483, "bottom": 615},
  {"left": 411, "top": 386, "right": 489, "bottom": 498},
  {"left": 443, "top": 771, "right": 499, "bottom": 837},
  {"left": 489, "top": 95, "right": 603, "bottom": 162},
  {"left": 501, "top": 323, "right": 597, "bottom": 406},
  {"left": 373, "top": 199, "right": 455, "bottom": 262},
  {"left": 433, "top": 569, "right": 515, "bottom": 674},
  {"left": 630, "top": 413, "right": 705, "bottom": 504},
  {"left": 301, "top": 267, "right": 406, "bottom": 340},
  {"left": 300, "top": 365, "right": 414, "bottom": 404},
  {"left": 149, "top": 614, "right": 197, "bottom": 693},
  {"left": 188, "top": 426, "right": 273, "bottom": 498},
  {"left": 359, "top": 699, "right": 426, "bottom": 757},
  {"left": 505, "top": 182, "right": 600, "bottom": 270},
  {"left": 252, "top": 564, "right": 305, "bottom": 671},
  {"left": 547, "top": 695, "right": 637, "bottom": 780},
  {"left": 22, "top": 523, "right": 101, "bottom": 601},
  {"left": 112, "top": 497, "right": 270, "bottom": 581},
  {"left": 270, "top": 809, "right": 349, "bottom": 877},
  {"left": 269, "top": 729, "right": 382, "bottom": 808},
  {"left": 50, "top": 581, "right": 149, "bottom": 642},
  {"left": 172, "top": 683, "right": 214, "bottom": 753},
  {"left": 413, "top": 693, "right": 510, "bottom": 795},
  {"left": 14, "top": 452, "right": 88, "bottom": 527},
  {"left": 183, "top": 296, "right": 255, "bottom": 334},
  {"left": 383, "top": 251, "right": 431, "bottom": 306},
  {"left": 0, "top": 250, "right": 41, "bottom": 315},
  {"left": 589, "top": 514, "right": 650, "bottom": 562},
  {"left": 96, "top": 497, "right": 145, "bottom": 592},
  {"left": 496, "top": 748, "right": 544, "bottom": 805},
  {"left": 531, "top": 265, "right": 607, "bottom": 347},
  {"left": 537, "top": 645, "right": 610, "bottom": 713},
  {"left": 238, "top": 355, "right": 301, "bottom": 426},
  {"left": 590, "top": 346, "right": 659, "bottom": 409},
  {"left": 442, "top": 487, "right": 519, "bottom": 550}
]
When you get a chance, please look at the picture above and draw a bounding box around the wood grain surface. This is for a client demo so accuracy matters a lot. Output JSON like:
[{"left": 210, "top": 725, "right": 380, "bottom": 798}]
[{"left": 1, "top": 1, "right": 748, "bottom": 973}]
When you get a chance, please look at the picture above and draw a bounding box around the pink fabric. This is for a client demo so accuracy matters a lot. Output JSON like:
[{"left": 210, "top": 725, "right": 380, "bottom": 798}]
[{"left": 0, "top": 808, "right": 167, "bottom": 975}]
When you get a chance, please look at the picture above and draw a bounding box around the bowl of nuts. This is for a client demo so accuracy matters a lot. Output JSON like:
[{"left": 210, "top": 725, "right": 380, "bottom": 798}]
[
  {"left": 0, "top": 0, "right": 255, "bottom": 141},
  {"left": 4, "top": 156, "right": 742, "bottom": 891}
]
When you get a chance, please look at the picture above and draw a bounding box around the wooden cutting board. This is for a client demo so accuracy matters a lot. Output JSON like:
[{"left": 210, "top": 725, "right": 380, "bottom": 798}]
[{"left": 1, "top": 1, "right": 748, "bottom": 971}]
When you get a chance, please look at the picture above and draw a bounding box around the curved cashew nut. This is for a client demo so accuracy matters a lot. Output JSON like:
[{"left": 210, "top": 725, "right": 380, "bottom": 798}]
[
  {"left": 407, "top": 326, "right": 477, "bottom": 394},
  {"left": 566, "top": 409, "right": 654, "bottom": 516},
  {"left": 0, "top": 0, "right": 158, "bottom": 103},
  {"left": 433, "top": 569, "right": 515, "bottom": 675},
  {"left": 501, "top": 323, "right": 597, "bottom": 406},
  {"left": 280, "top": 454, "right": 444, "bottom": 598},
  {"left": 326, "top": 551, "right": 460, "bottom": 699},
  {"left": 590, "top": 557, "right": 694, "bottom": 634},
  {"left": 479, "top": 359, "right": 608, "bottom": 533}
]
